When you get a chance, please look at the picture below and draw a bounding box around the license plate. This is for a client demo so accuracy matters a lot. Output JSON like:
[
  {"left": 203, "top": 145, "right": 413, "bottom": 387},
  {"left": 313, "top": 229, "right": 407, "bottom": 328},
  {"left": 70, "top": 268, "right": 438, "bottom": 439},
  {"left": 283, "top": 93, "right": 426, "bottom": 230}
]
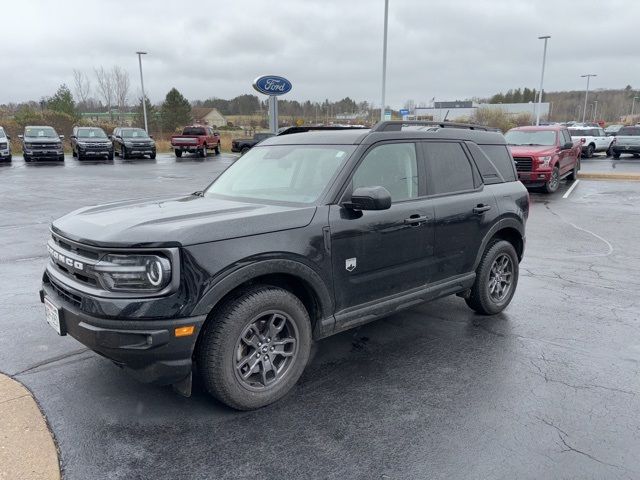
[{"left": 44, "top": 297, "right": 63, "bottom": 335}]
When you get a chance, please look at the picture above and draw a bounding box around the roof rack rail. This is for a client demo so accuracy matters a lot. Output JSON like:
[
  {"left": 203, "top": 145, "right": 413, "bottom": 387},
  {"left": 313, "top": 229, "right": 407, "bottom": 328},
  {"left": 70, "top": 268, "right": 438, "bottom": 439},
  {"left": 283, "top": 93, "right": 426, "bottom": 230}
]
[
  {"left": 371, "top": 120, "right": 498, "bottom": 132},
  {"left": 277, "top": 125, "right": 370, "bottom": 136}
]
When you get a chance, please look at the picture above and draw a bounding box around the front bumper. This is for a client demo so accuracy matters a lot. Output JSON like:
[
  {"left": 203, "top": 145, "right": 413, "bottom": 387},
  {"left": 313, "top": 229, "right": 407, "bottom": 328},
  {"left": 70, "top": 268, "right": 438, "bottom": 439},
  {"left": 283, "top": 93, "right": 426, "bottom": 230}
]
[
  {"left": 517, "top": 171, "right": 551, "bottom": 185},
  {"left": 173, "top": 145, "right": 201, "bottom": 153},
  {"left": 78, "top": 146, "right": 113, "bottom": 156},
  {"left": 40, "top": 278, "right": 206, "bottom": 386},
  {"left": 25, "top": 149, "right": 63, "bottom": 158}
]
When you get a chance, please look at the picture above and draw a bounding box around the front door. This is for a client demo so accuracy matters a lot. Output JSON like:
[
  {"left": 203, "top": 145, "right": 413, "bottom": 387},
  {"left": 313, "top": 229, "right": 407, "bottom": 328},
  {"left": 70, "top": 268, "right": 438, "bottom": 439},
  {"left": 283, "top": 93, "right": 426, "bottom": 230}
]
[{"left": 329, "top": 142, "right": 435, "bottom": 313}]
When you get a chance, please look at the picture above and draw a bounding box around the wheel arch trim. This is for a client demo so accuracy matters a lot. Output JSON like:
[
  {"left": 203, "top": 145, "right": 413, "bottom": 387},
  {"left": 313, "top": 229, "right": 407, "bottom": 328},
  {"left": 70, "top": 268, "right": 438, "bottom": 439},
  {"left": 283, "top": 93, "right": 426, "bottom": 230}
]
[{"left": 473, "top": 218, "right": 525, "bottom": 270}]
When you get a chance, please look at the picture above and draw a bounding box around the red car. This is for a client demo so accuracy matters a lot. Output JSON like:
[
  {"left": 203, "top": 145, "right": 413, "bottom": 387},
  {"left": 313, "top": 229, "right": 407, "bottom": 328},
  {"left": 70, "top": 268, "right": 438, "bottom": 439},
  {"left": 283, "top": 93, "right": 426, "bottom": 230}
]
[
  {"left": 171, "top": 125, "right": 221, "bottom": 158},
  {"left": 505, "top": 125, "right": 582, "bottom": 193}
]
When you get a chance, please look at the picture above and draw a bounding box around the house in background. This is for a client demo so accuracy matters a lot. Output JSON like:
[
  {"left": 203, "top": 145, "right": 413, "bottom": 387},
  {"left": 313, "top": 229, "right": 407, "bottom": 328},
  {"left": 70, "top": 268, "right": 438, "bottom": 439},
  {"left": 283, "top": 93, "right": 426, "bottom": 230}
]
[{"left": 191, "top": 107, "right": 227, "bottom": 127}]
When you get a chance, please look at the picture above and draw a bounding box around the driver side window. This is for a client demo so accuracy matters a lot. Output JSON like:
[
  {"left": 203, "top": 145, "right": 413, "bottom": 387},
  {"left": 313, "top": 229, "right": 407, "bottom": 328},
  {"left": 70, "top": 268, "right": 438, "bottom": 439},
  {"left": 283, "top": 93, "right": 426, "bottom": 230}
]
[{"left": 352, "top": 143, "right": 418, "bottom": 202}]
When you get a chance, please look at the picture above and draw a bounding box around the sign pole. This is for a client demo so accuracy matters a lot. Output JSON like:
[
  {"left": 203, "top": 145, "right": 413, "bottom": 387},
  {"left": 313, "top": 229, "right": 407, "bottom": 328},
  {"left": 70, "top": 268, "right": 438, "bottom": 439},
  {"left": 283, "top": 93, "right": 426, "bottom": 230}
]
[{"left": 268, "top": 96, "right": 278, "bottom": 134}]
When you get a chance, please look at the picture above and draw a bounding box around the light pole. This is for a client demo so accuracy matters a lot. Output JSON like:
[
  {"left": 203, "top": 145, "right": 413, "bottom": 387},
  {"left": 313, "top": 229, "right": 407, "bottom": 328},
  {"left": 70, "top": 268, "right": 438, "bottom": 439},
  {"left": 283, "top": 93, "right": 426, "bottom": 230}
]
[
  {"left": 380, "top": 0, "right": 389, "bottom": 122},
  {"left": 632, "top": 96, "right": 639, "bottom": 117},
  {"left": 136, "top": 51, "right": 148, "bottom": 133},
  {"left": 536, "top": 35, "right": 550, "bottom": 126},
  {"left": 593, "top": 100, "right": 598, "bottom": 122},
  {"left": 581, "top": 74, "right": 596, "bottom": 123}
]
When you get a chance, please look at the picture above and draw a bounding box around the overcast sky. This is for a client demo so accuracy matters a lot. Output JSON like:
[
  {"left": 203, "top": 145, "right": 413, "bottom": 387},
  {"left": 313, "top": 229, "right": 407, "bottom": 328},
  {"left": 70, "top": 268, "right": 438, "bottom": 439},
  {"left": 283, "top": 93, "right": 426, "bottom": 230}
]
[{"left": 2, "top": 0, "right": 639, "bottom": 107}]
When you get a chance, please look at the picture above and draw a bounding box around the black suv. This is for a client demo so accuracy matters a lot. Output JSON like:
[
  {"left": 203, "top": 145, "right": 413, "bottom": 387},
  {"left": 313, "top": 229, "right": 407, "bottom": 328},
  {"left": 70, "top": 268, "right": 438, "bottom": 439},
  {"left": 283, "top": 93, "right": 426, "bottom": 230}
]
[
  {"left": 70, "top": 126, "right": 114, "bottom": 160},
  {"left": 20, "top": 125, "right": 65, "bottom": 162},
  {"left": 231, "top": 132, "right": 274, "bottom": 154},
  {"left": 111, "top": 127, "right": 156, "bottom": 159},
  {"left": 40, "top": 121, "right": 528, "bottom": 410}
]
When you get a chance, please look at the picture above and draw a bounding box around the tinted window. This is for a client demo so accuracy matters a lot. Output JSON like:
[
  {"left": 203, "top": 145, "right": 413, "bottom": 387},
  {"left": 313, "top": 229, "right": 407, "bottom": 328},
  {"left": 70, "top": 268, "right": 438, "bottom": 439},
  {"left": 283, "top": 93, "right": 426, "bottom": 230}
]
[
  {"left": 183, "top": 127, "right": 206, "bottom": 135},
  {"left": 569, "top": 129, "right": 598, "bottom": 137},
  {"left": 425, "top": 143, "right": 475, "bottom": 194},
  {"left": 504, "top": 129, "right": 556, "bottom": 146},
  {"left": 561, "top": 130, "right": 572, "bottom": 144},
  {"left": 618, "top": 127, "right": 640, "bottom": 136},
  {"left": 478, "top": 145, "right": 516, "bottom": 182},
  {"left": 352, "top": 143, "right": 418, "bottom": 202}
]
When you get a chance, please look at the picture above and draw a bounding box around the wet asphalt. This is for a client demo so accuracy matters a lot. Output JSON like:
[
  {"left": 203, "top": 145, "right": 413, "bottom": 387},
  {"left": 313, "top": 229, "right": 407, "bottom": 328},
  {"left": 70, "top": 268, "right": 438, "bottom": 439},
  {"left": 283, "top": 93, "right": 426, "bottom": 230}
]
[{"left": 1, "top": 153, "right": 640, "bottom": 479}]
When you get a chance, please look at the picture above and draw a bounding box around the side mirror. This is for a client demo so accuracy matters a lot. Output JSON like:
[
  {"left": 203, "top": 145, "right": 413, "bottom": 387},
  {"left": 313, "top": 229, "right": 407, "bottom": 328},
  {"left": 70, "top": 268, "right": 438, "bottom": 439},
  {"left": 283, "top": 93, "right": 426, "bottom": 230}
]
[
  {"left": 214, "top": 132, "right": 220, "bottom": 136},
  {"left": 6, "top": 136, "right": 10, "bottom": 140},
  {"left": 59, "top": 135, "right": 65, "bottom": 140},
  {"left": 345, "top": 186, "right": 392, "bottom": 211},
  {"left": 108, "top": 135, "right": 112, "bottom": 140},
  {"left": 562, "top": 141, "right": 573, "bottom": 150},
  {"left": 149, "top": 135, "right": 154, "bottom": 139}
]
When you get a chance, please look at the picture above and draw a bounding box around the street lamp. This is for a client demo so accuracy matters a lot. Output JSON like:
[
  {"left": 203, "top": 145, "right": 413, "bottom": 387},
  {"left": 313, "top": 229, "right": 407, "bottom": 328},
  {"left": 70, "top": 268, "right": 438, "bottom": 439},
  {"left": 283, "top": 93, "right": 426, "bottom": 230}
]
[
  {"left": 632, "top": 96, "right": 639, "bottom": 117},
  {"left": 536, "top": 35, "right": 550, "bottom": 126},
  {"left": 581, "top": 74, "right": 596, "bottom": 123},
  {"left": 136, "top": 51, "right": 149, "bottom": 133},
  {"left": 380, "top": 0, "right": 389, "bottom": 122}
]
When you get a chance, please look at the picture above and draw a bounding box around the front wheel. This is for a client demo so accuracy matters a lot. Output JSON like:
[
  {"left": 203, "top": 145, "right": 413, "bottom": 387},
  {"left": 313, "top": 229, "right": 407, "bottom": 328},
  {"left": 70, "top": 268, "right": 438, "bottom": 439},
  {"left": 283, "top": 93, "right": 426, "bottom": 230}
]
[
  {"left": 466, "top": 240, "right": 519, "bottom": 315},
  {"left": 196, "top": 286, "right": 312, "bottom": 410},
  {"left": 121, "top": 146, "right": 128, "bottom": 160},
  {"left": 544, "top": 166, "right": 560, "bottom": 193},
  {"left": 585, "top": 144, "right": 594, "bottom": 158},
  {"left": 150, "top": 152, "right": 156, "bottom": 160}
]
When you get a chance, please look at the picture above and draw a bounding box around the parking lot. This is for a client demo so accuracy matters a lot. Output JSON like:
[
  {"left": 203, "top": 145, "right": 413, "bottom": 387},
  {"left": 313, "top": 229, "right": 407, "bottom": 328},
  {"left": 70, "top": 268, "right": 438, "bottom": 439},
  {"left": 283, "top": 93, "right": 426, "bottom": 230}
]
[{"left": 1, "top": 154, "right": 640, "bottom": 479}]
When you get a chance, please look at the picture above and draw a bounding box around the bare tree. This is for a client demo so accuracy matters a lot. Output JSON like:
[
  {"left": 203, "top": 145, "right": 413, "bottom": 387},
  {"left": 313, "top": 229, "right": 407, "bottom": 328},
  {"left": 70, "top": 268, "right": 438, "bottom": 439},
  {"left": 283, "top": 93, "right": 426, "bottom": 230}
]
[
  {"left": 94, "top": 66, "right": 114, "bottom": 120},
  {"left": 112, "top": 66, "right": 130, "bottom": 115},
  {"left": 72, "top": 69, "right": 91, "bottom": 106}
]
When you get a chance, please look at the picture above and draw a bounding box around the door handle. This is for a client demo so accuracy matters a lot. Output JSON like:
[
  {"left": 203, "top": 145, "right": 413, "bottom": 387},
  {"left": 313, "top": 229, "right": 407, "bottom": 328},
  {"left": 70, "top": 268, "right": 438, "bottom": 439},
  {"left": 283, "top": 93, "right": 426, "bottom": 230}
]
[
  {"left": 473, "top": 205, "right": 492, "bottom": 214},
  {"left": 404, "top": 214, "right": 429, "bottom": 226}
]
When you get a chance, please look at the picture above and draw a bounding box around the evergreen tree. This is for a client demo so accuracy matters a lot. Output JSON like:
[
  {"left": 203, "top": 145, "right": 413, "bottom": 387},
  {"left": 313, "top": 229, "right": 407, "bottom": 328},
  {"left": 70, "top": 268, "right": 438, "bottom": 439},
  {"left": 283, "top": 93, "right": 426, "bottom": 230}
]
[
  {"left": 134, "top": 97, "right": 159, "bottom": 131},
  {"left": 160, "top": 88, "right": 191, "bottom": 133},
  {"left": 47, "top": 84, "right": 77, "bottom": 118}
]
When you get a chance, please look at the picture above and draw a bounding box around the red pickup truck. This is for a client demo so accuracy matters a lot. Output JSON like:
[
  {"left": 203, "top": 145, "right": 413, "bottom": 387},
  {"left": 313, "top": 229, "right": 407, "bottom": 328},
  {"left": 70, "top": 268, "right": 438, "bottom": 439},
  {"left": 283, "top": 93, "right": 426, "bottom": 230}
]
[
  {"left": 505, "top": 125, "right": 582, "bottom": 193},
  {"left": 171, "top": 125, "right": 221, "bottom": 157}
]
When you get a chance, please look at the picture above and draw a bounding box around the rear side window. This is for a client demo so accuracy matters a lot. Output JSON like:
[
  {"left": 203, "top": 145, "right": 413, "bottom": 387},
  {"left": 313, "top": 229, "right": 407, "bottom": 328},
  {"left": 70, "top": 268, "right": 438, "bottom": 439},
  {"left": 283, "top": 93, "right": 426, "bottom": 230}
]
[
  {"left": 561, "top": 130, "right": 572, "bottom": 144},
  {"left": 478, "top": 145, "right": 516, "bottom": 182},
  {"left": 424, "top": 142, "right": 475, "bottom": 195}
]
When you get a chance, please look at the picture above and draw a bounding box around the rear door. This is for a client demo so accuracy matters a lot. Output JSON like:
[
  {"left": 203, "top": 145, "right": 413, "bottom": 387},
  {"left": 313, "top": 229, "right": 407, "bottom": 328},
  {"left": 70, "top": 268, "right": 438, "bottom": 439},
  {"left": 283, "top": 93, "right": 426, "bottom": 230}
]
[
  {"left": 329, "top": 141, "right": 435, "bottom": 312},
  {"left": 422, "top": 141, "right": 498, "bottom": 282}
]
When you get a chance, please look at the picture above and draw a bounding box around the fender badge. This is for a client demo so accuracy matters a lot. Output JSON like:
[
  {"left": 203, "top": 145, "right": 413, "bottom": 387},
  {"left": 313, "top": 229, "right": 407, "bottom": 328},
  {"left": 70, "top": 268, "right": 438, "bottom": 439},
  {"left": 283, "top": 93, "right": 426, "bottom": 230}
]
[{"left": 345, "top": 258, "right": 357, "bottom": 272}]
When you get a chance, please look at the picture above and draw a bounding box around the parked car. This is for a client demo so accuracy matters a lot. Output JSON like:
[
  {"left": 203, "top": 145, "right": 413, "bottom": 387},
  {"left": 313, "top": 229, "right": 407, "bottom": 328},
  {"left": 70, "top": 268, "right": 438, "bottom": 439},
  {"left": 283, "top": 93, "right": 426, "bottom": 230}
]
[
  {"left": 231, "top": 132, "right": 274, "bottom": 154},
  {"left": 111, "top": 127, "right": 156, "bottom": 159},
  {"left": 605, "top": 124, "right": 624, "bottom": 136},
  {"left": 70, "top": 127, "right": 114, "bottom": 160},
  {"left": 40, "top": 121, "right": 528, "bottom": 410},
  {"left": 505, "top": 125, "right": 581, "bottom": 193},
  {"left": 611, "top": 126, "right": 640, "bottom": 159},
  {"left": 171, "top": 125, "right": 220, "bottom": 157},
  {"left": 19, "top": 126, "right": 64, "bottom": 162},
  {"left": 0, "top": 126, "right": 11, "bottom": 162},
  {"left": 568, "top": 126, "right": 614, "bottom": 157}
]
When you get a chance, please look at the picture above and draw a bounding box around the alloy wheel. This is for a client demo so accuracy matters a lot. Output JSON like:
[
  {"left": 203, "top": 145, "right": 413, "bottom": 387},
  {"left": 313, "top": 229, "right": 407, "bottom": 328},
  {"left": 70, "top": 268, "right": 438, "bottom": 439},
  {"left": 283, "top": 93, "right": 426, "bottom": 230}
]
[{"left": 488, "top": 253, "right": 513, "bottom": 302}]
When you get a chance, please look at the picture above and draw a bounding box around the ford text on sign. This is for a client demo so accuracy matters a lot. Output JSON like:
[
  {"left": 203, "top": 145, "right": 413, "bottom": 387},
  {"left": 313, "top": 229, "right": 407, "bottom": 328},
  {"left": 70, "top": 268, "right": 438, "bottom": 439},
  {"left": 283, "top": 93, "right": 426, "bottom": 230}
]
[{"left": 252, "top": 76, "right": 293, "bottom": 96}]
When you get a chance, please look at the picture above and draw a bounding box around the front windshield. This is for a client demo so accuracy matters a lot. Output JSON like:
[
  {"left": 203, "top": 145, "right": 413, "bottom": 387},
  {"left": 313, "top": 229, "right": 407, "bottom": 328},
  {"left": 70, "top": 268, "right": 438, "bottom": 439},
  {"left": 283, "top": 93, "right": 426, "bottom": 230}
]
[
  {"left": 205, "top": 144, "right": 355, "bottom": 204},
  {"left": 121, "top": 129, "right": 149, "bottom": 139},
  {"left": 505, "top": 130, "right": 557, "bottom": 146},
  {"left": 77, "top": 128, "right": 107, "bottom": 138},
  {"left": 25, "top": 127, "right": 57, "bottom": 138},
  {"left": 0, "top": 129, "right": 5, "bottom": 138}
]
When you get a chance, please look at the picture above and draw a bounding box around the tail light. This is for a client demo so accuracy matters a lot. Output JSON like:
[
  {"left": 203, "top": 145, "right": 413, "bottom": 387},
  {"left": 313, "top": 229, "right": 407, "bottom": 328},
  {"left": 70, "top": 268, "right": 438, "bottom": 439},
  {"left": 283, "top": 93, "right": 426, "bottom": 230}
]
[{"left": 580, "top": 138, "right": 586, "bottom": 144}]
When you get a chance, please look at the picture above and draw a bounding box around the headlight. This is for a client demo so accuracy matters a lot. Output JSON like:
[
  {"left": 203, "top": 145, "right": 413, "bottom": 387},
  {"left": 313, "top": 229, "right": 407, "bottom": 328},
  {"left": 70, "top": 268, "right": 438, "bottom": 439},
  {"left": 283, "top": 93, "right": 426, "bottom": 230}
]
[
  {"left": 25, "top": 142, "right": 34, "bottom": 149},
  {"left": 538, "top": 155, "right": 552, "bottom": 167},
  {"left": 125, "top": 142, "right": 134, "bottom": 147},
  {"left": 77, "top": 141, "right": 88, "bottom": 146},
  {"left": 93, "top": 254, "right": 171, "bottom": 292}
]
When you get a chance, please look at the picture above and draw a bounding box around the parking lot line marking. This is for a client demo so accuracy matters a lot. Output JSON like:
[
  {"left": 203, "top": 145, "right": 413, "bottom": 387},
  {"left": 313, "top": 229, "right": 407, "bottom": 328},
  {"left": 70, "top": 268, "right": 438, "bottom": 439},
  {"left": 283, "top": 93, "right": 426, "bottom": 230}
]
[{"left": 563, "top": 179, "right": 580, "bottom": 199}]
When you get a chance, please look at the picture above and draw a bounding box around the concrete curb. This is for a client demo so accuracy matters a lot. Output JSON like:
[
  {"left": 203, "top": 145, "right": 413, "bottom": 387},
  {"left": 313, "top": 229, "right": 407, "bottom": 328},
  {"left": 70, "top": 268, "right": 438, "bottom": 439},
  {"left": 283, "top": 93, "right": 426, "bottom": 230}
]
[
  {"left": 0, "top": 374, "right": 60, "bottom": 480},
  {"left": 578, "top": 172, "right": 640, "bottom": 181}
]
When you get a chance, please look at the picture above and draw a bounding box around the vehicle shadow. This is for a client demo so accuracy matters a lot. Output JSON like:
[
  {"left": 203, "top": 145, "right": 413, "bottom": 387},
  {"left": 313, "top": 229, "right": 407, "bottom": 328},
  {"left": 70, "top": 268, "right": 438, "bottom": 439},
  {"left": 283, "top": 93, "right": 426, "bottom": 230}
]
[
  {"left": 24, "top": 161, "right": 65, "bottom": 167},
  {"left": 75, "top": 159, "right": 115, "bottom": 166}
]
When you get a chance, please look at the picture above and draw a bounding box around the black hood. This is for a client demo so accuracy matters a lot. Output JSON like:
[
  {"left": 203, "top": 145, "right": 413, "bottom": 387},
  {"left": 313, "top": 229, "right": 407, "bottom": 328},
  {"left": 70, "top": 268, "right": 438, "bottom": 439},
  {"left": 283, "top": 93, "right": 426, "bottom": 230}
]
[
  {"left": 52, "top": 195, "right": 317, "bottom": 248},
  {"left": 76, "top": 137, "right": 110, "bottom": 143},
  {"left": 24, "top": 136, "right": 61, "bottom": 143}
]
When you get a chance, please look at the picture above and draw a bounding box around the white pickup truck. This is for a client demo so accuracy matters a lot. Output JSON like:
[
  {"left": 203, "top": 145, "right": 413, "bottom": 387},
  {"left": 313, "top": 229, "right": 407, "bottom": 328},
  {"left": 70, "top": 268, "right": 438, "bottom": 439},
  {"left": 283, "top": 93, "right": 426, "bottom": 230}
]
[{"left": 568, "top": 126, "right": 614, "bottom": 158}]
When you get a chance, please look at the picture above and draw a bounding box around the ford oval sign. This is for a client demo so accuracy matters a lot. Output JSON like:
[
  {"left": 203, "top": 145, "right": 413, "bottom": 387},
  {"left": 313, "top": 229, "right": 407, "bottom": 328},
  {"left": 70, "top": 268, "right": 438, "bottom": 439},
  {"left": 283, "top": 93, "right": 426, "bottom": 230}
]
[{"left": 252, "top": 75, "right": 292, "bottom": 96}]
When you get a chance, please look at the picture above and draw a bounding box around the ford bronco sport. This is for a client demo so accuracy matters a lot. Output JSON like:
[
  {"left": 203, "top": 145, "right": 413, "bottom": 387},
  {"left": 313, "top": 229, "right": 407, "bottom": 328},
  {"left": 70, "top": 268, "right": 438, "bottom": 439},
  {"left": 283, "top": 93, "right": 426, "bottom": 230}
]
[{"left": 40, "top": 121, "right": 528, "bottom": 410}]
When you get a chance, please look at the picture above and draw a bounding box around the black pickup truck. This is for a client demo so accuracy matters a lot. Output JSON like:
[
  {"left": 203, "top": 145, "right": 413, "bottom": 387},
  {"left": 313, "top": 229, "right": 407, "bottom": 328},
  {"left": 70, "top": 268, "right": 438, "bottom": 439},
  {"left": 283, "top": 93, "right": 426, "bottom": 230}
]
[
  {"left": 40, "top": 121, "right": 528, "bottom": 410},
  {"left": 231, "top": 132, "right": 274, "bottom": 154}
]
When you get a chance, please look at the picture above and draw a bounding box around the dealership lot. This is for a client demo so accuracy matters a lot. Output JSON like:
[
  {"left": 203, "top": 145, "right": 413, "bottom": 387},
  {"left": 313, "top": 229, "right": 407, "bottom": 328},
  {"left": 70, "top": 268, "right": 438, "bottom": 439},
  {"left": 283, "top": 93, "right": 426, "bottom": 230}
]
[{"left": 1, "top": 155, "right": 640, "bottom": 479}]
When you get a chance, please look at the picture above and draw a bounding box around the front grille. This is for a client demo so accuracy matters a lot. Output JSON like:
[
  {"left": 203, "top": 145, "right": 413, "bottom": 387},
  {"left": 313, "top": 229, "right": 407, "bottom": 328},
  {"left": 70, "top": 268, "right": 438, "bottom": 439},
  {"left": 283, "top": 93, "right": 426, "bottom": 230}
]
[
  {"left": 513, "top": 157, "right": 533, "bottom": 172},
  {"left": 49, "top": 233, "right": 102, "bottom": 288},
  {"left": 30, "top": 143, "right": 60, "bottom": 150},
  {"left": 0, "top": 142, "right": 6, "bottom": 149},
  {"left": 48, "top": 275, "right": 82, "bottom": 307}
]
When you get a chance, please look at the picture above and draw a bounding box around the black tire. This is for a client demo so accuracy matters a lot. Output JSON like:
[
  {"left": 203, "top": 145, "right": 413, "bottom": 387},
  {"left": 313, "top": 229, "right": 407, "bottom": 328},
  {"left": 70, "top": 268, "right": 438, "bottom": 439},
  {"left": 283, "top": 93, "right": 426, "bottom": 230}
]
[
  {"left": 612, "top": 152, "right": 621, "bottom": 159},
  {"left": 544, "top": 166, "right": 560, "bottom": 193},
  {"left": 77, "top": 150, "right": 83, "bottom": 161},
  {"left": 150, "top": 152, "right": 156, "bottom": 160},
  {"left": 174, "top": 149, "right": 183, "bottom": 158},
  {"left": 241, "top": 146, "right": 250, "bottom": 155},
  {"left": 196, "top": 286, "right": 312, "bottom": 410},
  {"left": 72, "top": 148, "right": 77, "bottom": 158},
  {"left": 214, "top": 142, "right": 221, "bottom": 155},
  {"left": 634, "top": 154, "right": 640, "bottom": 159},
  {"left": 200, "top": 145, "right": 207, "bottom": 158},
  {"left": 466, "top": 240, "right": 519, "bottom": 315},
  {"left": 566, "top": 159, "right": 580, "bottom": 181},
  {"left": 121, "top": 146, "right": 128, "bottom": 160},
  {"left": 606, "top": 145, "right": 614, "bottom": 157},
  {"left": 58, "top": 155, "right": 65, "bottom": 162},
  {"left": 107, "top": 151, "right": 114, "bottom": 161},
  {"left": 585, "top": 144, "right": 594, "bottom": 158},
  {"left": 24, "top": 156, "right": 31, "bottom": 163}
]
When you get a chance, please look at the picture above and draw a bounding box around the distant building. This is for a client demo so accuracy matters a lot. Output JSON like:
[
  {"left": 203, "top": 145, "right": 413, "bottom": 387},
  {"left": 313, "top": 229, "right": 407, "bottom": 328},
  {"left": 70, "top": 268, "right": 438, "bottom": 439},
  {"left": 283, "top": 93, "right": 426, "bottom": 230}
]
[
  {"left": 191, "top": 107, "right": 227, "bottom": 127},
  {"left": 414, "top": 102, "right": 550, "bottom": 121}
]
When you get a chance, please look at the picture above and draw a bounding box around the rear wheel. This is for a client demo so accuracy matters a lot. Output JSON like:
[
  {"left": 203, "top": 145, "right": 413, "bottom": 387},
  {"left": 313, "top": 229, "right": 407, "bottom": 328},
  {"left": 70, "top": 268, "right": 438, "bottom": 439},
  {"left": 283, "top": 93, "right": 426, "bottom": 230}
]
[
  {"left": 566, "top": 159, "right": 580, "bottom": 181},
  {"left": 200, "top": 144, "right": 207, "bottom": 157},
  {"left": 544, "top": 166, "right": 560, "bottom": 193},
  {"left": 214, "top": 142, "right": 221, "bottom": 155},
  {"left": 466, "top": 240, "right": 519, "bottom": 315},
  {"left": 174, "top": 149, "right": 183, "bottom": 158},
  {"left": 585, "top": 144, "right": 594, "bottom": 158},
  {"left": 196, "top": 286, "right": 312, "bottom": 410},
  {"left": 612, "top": 152, "right": 621, "bottom": 159}
]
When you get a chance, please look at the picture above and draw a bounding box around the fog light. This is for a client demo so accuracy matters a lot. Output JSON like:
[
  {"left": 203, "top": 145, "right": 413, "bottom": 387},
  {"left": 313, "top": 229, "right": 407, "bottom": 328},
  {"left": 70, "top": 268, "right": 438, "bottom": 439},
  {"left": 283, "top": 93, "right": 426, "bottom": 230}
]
[{"left": 175, "top": 326, "right": 195, "bottom": 337}]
